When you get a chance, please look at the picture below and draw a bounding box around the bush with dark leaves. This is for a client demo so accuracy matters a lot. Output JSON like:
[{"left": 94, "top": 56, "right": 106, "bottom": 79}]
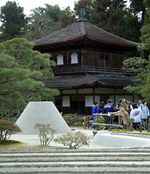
[{"left": 0, "top": 120, "right": 21, "bottom": 141}]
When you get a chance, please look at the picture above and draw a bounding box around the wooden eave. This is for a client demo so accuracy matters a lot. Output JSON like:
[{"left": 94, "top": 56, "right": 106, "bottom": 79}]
[
  {"left": 43, "top": 73, "right": 131, "bottom": 90},
  {"left": 34, "top": 21, "right": 139, "bottom": 52},
  {"left": 33, "top": 34, "right": 87, "bottom": 49},
  {"left": 34, "top": 36, "right": 138, "bottom": 53}
]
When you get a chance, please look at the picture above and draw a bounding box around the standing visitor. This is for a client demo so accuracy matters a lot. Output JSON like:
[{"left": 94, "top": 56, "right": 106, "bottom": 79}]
[
  {"left": 102, "top": 99, "right": 115, "bottom": 124},
  {"left": 130, "top": 103, "right": 141, "bottom": 131},
  {"left": 113, "top": 107, "right": 130, "bottom": 129},
  {"left": 137, "top": 99, "right": 142, "bottom": 107},
  {"left": 116, "top": 99, "right": 122, "bottom": 111},
  {"left": 91, "top": 102, "right": 99, "bottom": 129},
  {"left": 139, "top": 100, "right": 150, "bottom": 129},
  {"left": 128, "top": 100, "right": 133, "bottom": 113},
  {"left": 121, "top": 99, "right": 129, "bottom": 112}
]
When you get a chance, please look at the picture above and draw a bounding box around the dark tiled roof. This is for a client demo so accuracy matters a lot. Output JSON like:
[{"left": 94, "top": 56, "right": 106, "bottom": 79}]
[
  {"left": 34, "top": 21, "right": 139, "bottom": 49},
  {"left": 44, "top": 73, "right": 131, "bottom": 89}
]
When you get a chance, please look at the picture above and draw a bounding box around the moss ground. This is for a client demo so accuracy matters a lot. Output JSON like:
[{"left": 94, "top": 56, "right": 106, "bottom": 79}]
[
  {"left": 112, "top": 129, "right": 150, "bottom": 134},
  {"left": 0, "top": 140, "right": 27, "bottom": 150}
]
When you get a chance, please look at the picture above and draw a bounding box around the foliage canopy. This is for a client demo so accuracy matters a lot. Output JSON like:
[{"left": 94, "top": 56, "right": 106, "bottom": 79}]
[
  {"left": 0, "top": 38, "right": 59, "bottom": 116},
  {"left": 123, "top": 2, "right": 150, "bottom": 101},
  {"left": 25, "top": 5, "right": 75, "bottom": 40}
]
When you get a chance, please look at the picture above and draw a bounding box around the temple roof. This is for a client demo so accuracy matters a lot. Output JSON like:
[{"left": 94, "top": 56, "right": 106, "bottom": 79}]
[
  {"left": 34, "top": 21, "right": 139, "bottom": 49},
  {"left": 44, "top": 73, "right": 131, "bottom": 89}
]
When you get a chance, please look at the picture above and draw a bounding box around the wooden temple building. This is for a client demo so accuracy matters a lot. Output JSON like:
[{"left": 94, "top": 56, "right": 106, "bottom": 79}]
[{"left": 34, "top": 18, "right": 139, "bottom": 114}]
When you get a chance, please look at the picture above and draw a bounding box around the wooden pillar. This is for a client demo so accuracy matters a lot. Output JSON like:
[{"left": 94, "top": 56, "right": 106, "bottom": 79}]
[
  {"left": 76, "top": 89, "right": 78, "bottom": 95},
  {"left": 60, "top": 90, "right": 63, "bottom": 113},
  {"left": 66, "top": 52, "right": 69, "bottom": 64},
  {"left": 69, "top": 95, "right": 71, "bottom": 113},
  {"left": 93, "top": 87, "right": 95, "bottom": 104},
  {"left": 81, "top": 50, "right": 84, "bottom": 65},
  {"left": 114, "top": 88, "right": 116, "bottom": 105}
]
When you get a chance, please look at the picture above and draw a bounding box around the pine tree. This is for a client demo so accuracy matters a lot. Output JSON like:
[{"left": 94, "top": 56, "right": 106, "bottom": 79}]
[
  {"left": 140, "top": 2, "right": 150, "bottom": 101},
  {"left": 0, "top": 1, "right": 27, "bottom": 41},
  {"left": 0, "top": 38, "right": 58, "bottom": 116}
]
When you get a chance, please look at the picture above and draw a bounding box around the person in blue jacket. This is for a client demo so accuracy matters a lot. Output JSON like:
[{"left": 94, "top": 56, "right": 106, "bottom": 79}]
[
  {"left": 139, "top": 100, "right": 150, "bottom": 129},
  {"left": 92, "top": 102, "right": 99, "bottom": 129},
  {"left": 102, "top": 99, "right": 115, "bottom": 124}
]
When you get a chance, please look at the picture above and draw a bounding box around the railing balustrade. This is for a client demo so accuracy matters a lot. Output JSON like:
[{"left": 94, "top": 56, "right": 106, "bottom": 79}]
[{"left": 53, "top": 65, "right": 133, "bottom": 76}]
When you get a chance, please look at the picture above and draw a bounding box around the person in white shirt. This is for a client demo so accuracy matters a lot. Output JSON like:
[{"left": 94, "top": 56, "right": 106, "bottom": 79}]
[
  {"left": 130, "top": 103, "right": 141, "bottom": 131},
  {"left": 128, "top": 100, "right": 133, "bottom": 113}
]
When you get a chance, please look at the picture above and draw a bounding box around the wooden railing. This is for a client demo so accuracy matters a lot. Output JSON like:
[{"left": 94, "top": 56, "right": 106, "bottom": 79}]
[{"left": 53, "top": 65, "right": 133, "bottom": 76}]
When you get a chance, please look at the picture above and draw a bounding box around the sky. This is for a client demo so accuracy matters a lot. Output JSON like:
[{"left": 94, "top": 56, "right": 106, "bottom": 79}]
[
  {"left": 0, "top": 0, "right": 76, "bottom": 15},
  {"left": 0, "top": 0, "right": 130, "bottom": 16}
]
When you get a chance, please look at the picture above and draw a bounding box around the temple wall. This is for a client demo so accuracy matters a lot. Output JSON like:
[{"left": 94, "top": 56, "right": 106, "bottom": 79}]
[
  {"left": 95, "top": 88, "right": 114, "bottom": 94},
  {"left": 58, "top": 87, "right": 137, "bottom": 114},
  {"left": 62, "top": 90, "right": 76, "bottom": 94},
  {"left": 78, "top": 88, "right": 93, "bottom": 94}
]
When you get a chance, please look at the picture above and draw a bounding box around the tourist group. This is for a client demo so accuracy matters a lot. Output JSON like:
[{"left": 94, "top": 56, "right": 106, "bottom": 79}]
[{"left": 92, "top": 99, "right": 150, "bottom": 131}]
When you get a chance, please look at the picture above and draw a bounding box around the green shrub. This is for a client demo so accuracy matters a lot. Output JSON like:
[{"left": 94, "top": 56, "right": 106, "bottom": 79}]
[
  {"left": 63, "top": 114, "right": 84, "bottom": 126},
  {"left": 0, "top": 120, "right": 21, "bottom": 141},
  {"left": 54, "top": 131, "right": 89, "bottom": 149},
  {"left": 34, "top": 123, "right": 56, "bottom": 146}
]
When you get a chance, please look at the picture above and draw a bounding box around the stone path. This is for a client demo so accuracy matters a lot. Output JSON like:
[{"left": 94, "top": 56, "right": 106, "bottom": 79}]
[{"left": 1, "top": 149, "right": 150, "bottom": 173}]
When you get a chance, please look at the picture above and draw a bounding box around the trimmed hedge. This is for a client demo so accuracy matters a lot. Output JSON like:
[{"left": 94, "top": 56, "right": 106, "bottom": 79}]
[{"left": 63, "top": 114, "right": 84, "bottom": 126}]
